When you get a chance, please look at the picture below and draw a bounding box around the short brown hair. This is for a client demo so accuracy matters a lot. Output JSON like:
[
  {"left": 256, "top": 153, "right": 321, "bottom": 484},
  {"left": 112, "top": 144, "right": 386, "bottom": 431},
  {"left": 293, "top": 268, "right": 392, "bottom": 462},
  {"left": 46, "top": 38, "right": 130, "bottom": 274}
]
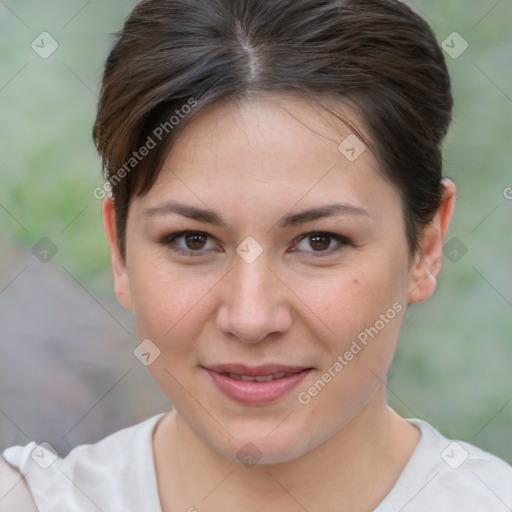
[{"left": 93, "top": 0, "right": 453, "bottom": 256}]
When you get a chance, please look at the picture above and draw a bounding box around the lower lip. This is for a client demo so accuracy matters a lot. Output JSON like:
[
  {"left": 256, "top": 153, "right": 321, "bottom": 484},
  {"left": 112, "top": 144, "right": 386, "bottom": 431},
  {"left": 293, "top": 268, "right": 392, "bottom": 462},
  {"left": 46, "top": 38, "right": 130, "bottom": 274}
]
[{"left": 205, "top": 368, "right": 312, "bottom": 405}]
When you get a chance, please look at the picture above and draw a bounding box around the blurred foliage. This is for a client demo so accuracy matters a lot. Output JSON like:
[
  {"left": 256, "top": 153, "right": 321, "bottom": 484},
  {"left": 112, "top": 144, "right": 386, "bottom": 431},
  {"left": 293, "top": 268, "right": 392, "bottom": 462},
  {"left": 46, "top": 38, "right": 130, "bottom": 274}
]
[{"left": 0, "top": 1, "right": 511, "bottom": 462}]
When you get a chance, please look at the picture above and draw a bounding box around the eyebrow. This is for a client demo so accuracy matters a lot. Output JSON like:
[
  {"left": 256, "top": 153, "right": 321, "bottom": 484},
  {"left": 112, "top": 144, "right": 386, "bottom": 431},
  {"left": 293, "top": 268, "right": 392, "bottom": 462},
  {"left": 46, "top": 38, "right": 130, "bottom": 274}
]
[{"left": 143, "top": 200, "right": 368, "bottom": 227}]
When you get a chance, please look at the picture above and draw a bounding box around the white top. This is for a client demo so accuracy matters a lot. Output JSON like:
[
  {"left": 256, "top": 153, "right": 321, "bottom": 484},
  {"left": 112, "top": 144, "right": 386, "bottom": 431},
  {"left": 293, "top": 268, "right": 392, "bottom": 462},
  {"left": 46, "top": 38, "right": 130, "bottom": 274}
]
[{"left": 2, "top": 414, "right": 511, "bottom": 511}]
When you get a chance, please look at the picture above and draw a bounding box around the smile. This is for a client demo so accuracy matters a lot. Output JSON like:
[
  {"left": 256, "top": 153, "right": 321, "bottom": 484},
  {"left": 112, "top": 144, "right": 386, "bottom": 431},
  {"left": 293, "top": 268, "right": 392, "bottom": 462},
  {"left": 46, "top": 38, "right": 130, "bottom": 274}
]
[
  {"left": 224, "top": 372, "right": 287, "bottom": 382},
  {"left": 203, "top": 364, "right": 313, "bottom": 405}
]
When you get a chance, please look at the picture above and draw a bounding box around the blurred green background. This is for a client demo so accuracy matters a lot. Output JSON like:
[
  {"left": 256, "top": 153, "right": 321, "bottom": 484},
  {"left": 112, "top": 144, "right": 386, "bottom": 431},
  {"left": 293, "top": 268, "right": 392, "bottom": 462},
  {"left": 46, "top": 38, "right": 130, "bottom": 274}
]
[{"left": 0, "top": 1, "right": 511, "bottom": 462}]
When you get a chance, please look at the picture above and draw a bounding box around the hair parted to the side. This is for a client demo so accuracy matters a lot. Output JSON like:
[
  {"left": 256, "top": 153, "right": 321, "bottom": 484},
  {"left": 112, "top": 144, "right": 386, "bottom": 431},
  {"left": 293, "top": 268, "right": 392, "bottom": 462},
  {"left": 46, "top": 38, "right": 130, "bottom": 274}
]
[{"left": 93, "top": 0, "right": 453, "bottom": 257}]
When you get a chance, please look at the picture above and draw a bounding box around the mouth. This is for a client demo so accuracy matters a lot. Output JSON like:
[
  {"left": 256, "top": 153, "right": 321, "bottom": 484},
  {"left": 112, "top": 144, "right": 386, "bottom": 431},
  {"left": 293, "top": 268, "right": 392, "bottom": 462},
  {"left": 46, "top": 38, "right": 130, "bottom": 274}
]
[
  {"left": 203, "top": 364, "right": 313, "bottom": 405},
  {"left": 223, "top": 372, "right": 289, "bottom": 382}
]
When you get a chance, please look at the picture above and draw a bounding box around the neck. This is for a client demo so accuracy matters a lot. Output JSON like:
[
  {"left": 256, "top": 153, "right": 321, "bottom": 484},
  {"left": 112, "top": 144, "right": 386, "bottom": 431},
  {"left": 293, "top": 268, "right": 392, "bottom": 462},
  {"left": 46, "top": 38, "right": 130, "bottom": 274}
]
[{"left": 154, "top": 387, "right": 420, "bottom": 512}]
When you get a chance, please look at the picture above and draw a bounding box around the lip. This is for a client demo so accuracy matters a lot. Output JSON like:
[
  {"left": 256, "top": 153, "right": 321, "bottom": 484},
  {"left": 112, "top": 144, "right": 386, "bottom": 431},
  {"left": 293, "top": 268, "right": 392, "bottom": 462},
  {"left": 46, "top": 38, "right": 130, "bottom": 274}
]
[{"left": 203, "top": 364, "right": 313, "bottom": 405}]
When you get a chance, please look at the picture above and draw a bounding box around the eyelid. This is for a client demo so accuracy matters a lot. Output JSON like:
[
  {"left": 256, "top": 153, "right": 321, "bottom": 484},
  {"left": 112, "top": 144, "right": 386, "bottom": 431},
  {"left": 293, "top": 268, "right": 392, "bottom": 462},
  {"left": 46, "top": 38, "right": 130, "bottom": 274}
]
[
  {"left": 161, "top": 230, "right": 351, "bottom": 258},
  {"left": 291, "top": 231, "right": 351, "bottom": 256},
  {"left": 161, "top": 230, "right": 220, "bottom": 257}
]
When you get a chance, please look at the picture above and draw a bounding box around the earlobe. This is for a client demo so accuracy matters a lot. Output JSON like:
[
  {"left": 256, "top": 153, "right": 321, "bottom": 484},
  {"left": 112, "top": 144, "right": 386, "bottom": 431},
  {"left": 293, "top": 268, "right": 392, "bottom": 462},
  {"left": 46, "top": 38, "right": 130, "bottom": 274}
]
[
  {"left": 408, "top": 178, "right": 456, "bottom": 304},
  {"left": 102, "top": 198, "right": 133, "bottom": 310}
]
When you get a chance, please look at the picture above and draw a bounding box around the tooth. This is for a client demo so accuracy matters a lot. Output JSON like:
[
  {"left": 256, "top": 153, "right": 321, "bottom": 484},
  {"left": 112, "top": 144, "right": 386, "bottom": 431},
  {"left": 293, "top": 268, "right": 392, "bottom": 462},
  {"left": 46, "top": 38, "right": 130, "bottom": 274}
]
[
  {"left": 226, "top": 372, "right": 289, "bottom": 382},
  {"left": 255, "top": 375, "right": 273, "bottom": 382}
]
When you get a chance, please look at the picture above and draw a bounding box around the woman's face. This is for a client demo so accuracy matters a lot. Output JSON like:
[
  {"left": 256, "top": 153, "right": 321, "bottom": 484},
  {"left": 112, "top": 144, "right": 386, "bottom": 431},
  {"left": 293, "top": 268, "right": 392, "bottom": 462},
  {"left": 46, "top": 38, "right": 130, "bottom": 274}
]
[{"left": 109, "top": 96, "right": 430, "bottom": 464}]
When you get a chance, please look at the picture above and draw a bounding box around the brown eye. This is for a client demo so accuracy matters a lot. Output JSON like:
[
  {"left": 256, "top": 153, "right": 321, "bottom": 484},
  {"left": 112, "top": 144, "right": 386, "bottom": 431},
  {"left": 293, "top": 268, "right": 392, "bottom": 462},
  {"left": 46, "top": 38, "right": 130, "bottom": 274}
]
[
  {"left": 308, "top": 233, "right": 331, "bottom": 251},
  {"left": 185, "top": 232, "right": 208, "bottom": 250},
  {"left": 162, "top": 231, "right": 218, "bottom": 256},
  {"left": 293, "top": 231, "right": 349, "bottom": 256}
]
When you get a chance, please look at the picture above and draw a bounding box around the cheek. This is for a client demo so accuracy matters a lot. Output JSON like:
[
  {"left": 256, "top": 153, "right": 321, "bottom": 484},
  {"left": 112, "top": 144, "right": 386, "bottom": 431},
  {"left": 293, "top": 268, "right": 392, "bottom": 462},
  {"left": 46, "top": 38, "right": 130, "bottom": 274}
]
[
  {"left": 128, "top": 252, "right": 220, "bottom": 348},
  {"left": 128, "top": 259, "right": 223, "bottom": 405},
  {"left": 304, "top": 256, "right": 407, "bottom": 379},
  {"left": 293, "top": 269, "right": 406, "bottom": 429},
  {"left": 308, "top": 260, "right": 405, "bottom": 335}
]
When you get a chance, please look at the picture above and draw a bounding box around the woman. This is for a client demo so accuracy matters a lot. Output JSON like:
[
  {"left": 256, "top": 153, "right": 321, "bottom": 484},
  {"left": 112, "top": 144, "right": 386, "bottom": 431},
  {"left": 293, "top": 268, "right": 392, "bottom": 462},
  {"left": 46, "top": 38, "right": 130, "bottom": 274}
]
[{"left": 2, "top": 0, "right": 511, "bottom": 510}]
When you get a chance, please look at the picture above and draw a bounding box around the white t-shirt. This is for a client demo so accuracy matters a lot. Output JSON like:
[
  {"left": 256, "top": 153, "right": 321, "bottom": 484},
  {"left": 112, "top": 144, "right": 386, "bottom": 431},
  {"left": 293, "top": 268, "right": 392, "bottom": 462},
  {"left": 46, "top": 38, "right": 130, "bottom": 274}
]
[{"left": 2, "top": 414, "right": 511, "bottom": 511}]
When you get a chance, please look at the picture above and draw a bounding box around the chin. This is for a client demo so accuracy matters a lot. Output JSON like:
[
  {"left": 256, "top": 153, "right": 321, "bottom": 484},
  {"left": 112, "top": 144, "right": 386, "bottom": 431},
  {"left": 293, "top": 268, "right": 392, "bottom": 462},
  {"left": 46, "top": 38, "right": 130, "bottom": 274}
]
[
  {"left": 218, "top": 437, "right": 304, "bottom": 466},
  {"left": 200, "top": 419, "right": 316, "bottom": 466}
]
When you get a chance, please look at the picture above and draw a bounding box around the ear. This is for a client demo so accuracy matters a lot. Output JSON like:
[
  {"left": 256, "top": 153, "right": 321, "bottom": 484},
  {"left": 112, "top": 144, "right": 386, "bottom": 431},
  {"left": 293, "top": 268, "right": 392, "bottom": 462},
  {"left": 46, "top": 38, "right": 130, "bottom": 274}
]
[
  {"left": 408, "top": 178, "right": 456, "bottom": 304},
  {"left": 102, "top": 198, "right": 133, "bottom": 310}
]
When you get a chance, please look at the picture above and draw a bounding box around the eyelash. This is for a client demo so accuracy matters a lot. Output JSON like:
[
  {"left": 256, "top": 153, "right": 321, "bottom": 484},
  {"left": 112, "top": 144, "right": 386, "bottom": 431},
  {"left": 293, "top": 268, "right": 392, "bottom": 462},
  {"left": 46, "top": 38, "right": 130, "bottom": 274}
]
[{"left": 160, "top": 230, "right": 351, "bottom": 258}]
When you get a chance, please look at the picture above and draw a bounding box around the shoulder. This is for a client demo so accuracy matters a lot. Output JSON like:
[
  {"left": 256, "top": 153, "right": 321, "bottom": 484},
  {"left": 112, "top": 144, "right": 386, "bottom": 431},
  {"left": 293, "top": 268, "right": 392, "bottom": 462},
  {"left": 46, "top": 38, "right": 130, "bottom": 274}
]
[
  {"left": 1, "top": 413, "right": 166, "bottom": 512},
  {"left": 0, "top": 456, "right": 37, "bottom": 511},
  {"left": 378, "top": 419, "right": 512, "bottom": 512}
]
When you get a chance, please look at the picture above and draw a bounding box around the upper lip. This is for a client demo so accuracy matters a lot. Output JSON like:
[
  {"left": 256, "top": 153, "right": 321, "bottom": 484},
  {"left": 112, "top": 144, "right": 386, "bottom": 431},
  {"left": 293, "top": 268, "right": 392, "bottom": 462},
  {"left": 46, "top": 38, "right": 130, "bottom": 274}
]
[{"left": 204, "top": 364, "right": 311, "bottom": 377}]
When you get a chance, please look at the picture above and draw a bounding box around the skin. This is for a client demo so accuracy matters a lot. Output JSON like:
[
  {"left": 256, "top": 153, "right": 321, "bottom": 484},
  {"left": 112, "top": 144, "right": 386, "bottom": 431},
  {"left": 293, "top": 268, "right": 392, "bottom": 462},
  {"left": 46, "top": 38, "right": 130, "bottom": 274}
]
[{"left": 103, "top": 94, "right": 456, "bottom": 511}]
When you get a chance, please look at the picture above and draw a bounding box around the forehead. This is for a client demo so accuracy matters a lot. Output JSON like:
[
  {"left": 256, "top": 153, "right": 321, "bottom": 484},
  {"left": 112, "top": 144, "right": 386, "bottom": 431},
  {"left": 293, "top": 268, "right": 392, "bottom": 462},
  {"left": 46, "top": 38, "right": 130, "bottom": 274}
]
[
  {"left": 169, "top": 94, "right": 372, "bottom": 174},
  {"left": 134, "top": 94, "right": 402, "bottom": 222}
]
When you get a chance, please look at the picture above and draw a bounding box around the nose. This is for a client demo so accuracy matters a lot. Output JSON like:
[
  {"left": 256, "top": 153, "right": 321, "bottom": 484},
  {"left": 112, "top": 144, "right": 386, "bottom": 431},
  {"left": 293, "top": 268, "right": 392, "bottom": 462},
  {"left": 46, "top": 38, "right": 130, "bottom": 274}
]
[{"left": 216, "top": 255, "right": 293, "bottom": 343}]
